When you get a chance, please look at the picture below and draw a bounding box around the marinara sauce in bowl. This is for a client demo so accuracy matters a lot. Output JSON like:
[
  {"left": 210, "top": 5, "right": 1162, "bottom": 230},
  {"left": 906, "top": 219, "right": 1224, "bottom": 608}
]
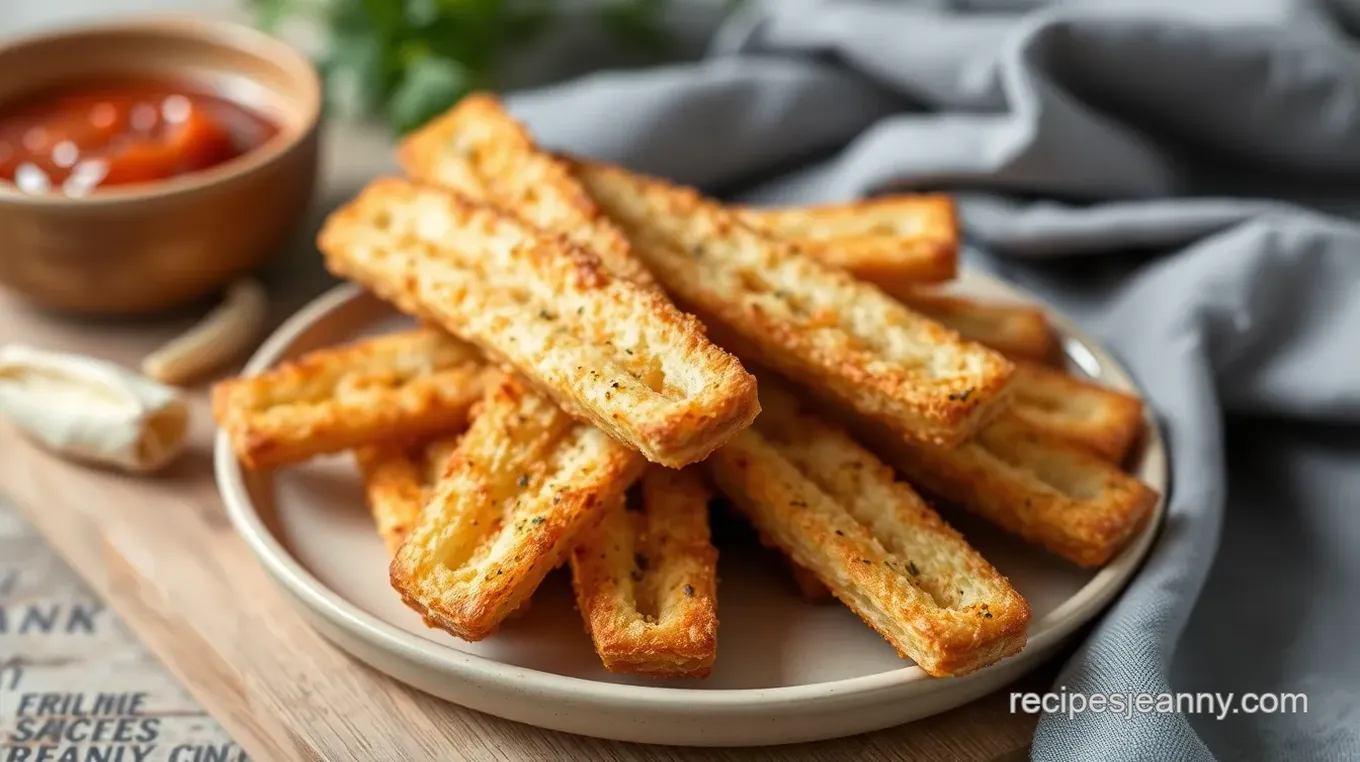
[
  {"left": 0, "top": 80, "right": 281, "bottom": 196},
  {"left": 0, "top": 19, "right": 320, "bottom": 315}
]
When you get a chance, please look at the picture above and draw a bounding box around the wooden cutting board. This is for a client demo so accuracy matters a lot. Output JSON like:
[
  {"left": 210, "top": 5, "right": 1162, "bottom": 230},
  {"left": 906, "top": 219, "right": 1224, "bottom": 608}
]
[{"left": 0, "top": 126, "right": 1052, "bottom": 762}]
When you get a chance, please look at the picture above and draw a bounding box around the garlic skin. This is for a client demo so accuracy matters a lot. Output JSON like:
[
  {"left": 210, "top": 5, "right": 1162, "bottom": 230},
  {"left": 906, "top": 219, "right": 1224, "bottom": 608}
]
[
  {"left": 142, "top": 278, "right": 269, "bottom": 386},
  {"left": 0, "top": 344, "right": 190, "bottom": 472}
]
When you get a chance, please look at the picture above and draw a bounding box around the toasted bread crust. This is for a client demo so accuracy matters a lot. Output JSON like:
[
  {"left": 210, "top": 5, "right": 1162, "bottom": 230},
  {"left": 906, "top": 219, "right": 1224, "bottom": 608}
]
[
  {"left": 706, "top": 379, "right": 1030, "bottom": 677},
  {"left": 1009, "top": 362, "right": 1146, "bottom": 463},
  {"left": 211, "top": 329, "right": 494, "bottom": 469},
  {"left": 317, "top": 178, "right": 759, "bottom": 467},
  {"left": 389, "top": 377, "right": 645, "bottom": 641},
  {"left": 894, "top": 291, "right": 1056, "bottom": 362},
  {"left": 355, "top": 434, "right": 464, "bottom": 556},
  {"left": 572, "top": 160, "right": 1013, "bottom": 448},
  {"left": 855, "top": 411, "right": 1158, "bottom": 568},
  {"left": 399, "top": 93, "right": 656, "bottom": 291},
  {"left": 569, "top": 467, "right": 719, "bottom": 678},
  {"left": 737, "top": 195, "right": 958, "bottom": 286}
]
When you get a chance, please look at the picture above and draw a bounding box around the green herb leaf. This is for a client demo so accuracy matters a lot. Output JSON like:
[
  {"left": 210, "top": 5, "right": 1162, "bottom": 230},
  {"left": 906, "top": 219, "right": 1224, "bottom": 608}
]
[
  {"left": 250, "top": 0, "right": 676, "bottom": 132},
  {"left": 389, "top": 55, "right": 472, "bottom": 133}
]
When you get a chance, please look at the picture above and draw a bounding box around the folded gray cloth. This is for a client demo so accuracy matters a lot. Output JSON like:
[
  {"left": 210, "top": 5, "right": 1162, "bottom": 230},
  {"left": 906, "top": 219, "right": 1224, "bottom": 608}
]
[{"left": 509, "top": 2, "right": 1360, "bottom": 760}]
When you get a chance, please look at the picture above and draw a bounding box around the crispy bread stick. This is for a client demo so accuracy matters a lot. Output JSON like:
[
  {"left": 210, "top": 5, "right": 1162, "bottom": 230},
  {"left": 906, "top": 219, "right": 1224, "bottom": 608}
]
[
  {"left": 1009, "top": 362, "right": 1145, "bottom": 463},
  {"left": 399, "top": 92, "right": 656, "bottom": 290},
  {"left": 850, "top": 410, "right": 1157, "bottom": 567},
  {"left": 571, "top": 160, "right": 1013, "bottom": 448},
  {"left": 355, "top": 434, "right": 464, "bottom": 556},
  {"left": 212, "top": 328, "right": 494, "bottom": 469},
  {"left": 705, "top": 380, "right": 1030, "bottom": 677},
  {"left": 569, "top": 466, "right": 719, "bottom": 678},
  {"left": 317, "top": 178, "right": 759, "bottom": 467},
  {"left": 894, "top": 291, "right": 1055, "bottom": 362},
  {"left": 390, "top": 377, "right": 645, "bottom": 640},
  {"left": 736, "top": 195, "right": 958, "bottom": 286}
]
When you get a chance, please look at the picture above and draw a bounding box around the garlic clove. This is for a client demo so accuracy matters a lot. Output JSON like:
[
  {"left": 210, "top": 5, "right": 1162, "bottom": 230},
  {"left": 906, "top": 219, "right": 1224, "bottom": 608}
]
[{"left": 0, "top": 344, "right": 190, "bottom": 472}]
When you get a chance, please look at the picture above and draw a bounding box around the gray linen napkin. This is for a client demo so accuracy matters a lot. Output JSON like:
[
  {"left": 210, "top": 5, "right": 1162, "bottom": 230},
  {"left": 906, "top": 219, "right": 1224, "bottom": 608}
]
[{"left": 506, "top": 1, "right": 1360, "bottom": 760}]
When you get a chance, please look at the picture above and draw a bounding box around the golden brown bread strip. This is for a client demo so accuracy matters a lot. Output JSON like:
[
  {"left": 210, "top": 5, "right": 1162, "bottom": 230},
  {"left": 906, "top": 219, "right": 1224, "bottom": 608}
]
[
  {"left": 736, "top": 195, "right": 958, "bottom": 286},
  {"left": 850, "top": 410, "right": 1158, "bottom": 568},
  {"left": 572, "top": 160, "right": 1014, "bottom": 449},
  {"left": 1009, "top": 362, "right": 1145, "bottom": 463},
  {"left": 894, "top": 291, "right": 1056, "bottom": 362},
  {"left": 354, "top": 434, "right": 464, "bottom": 556},
  {"left": 211, "top": 328, "right": 495, "bottom": 469},
  {"left": 390, "top": 377, "right": 645, "bottom": 641},
  {"left": 317, "top": 177, "right": 759, "bottom": 467},
  {"left": 569, "top": 466, "right": 719, "bottom": 678},
  {"left": 705, "top": 379, "right": 1030, "bottom": 677},
  {"left": 399, "top": 92, "right": 655, "bottom": 290}
]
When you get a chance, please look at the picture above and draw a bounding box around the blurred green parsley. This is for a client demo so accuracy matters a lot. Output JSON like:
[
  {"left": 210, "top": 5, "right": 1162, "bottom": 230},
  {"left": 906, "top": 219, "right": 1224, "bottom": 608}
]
[{"left": 248, "top": 0, "right": 673, "bottom": 134}]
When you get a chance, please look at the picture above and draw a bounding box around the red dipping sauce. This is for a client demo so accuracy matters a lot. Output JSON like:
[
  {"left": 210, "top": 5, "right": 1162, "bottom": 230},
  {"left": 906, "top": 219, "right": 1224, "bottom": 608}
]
[{"left": 0, "top": 80, "right": 278, "bottom": 196}]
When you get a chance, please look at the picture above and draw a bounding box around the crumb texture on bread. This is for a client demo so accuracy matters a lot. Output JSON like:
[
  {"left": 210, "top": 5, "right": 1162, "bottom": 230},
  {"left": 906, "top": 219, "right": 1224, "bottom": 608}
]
[
  {"left": 1008, "top": 362, "right": 1145, "bottom": 462},
  {"left": 355, "top": 433, "right": 464, "bottom": 556},
  {"left": 569, "top": 466, "right": 719, "bottom": 678},
  {"left": 212, "top": 328, "right": 493, "bottom": 469},
  {"left": 706, "top": 378, "right": 1030, "bottom": 677},
  {"left": 737, "top": 194, "right": 958, "bottom": 285},
  {"left": 400, "top": 93, "right": 656, "bottom": 290},
  {"left": 861, "top": 411, "right": 1158, "bottom": 567},
  {"left": 573, "top": 160, "right": 1013, "bottom": 448},
  {"left": 895, "top": 291, "right": 1055, "bottom": 362},
  {"left": 317, "top": 178, "right": 759, "bottom": 467},
  {"left": 389, "top": 377, "right": 645, "bottom": 641}
]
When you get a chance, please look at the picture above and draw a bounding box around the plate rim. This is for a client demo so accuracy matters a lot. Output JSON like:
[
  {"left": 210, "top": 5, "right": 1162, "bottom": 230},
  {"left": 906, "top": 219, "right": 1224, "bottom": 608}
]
[{"left": 215, "top": 272, "right": 1168, "bottom": 711}]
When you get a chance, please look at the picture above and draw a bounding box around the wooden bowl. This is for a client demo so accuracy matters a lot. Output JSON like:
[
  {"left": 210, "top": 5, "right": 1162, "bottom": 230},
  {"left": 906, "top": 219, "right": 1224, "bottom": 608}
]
[{"left": 0, "top": 18, "right": 322, "bottom": 315}]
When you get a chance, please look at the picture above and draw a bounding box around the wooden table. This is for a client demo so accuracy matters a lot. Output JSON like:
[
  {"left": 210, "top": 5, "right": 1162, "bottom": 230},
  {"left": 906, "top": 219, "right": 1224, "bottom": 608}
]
[{"left": 0, "top": 124, "right": 1053, "bottom": 761}]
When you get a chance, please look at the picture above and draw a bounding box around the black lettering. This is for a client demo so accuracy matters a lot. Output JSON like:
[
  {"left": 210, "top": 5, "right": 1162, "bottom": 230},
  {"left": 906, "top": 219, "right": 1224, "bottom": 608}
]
[
  {"left": 203, "top": 747, "right": 230, "bottom": 762},
  {"left": 9, "top": 717, "right": 36, "bottom": 742},
  {"left": 5, "top": 745, "right": 32, "bottom": 762},
  {"left": 89, "top": 718, "right": 114, "bottom": 743},
  {"left": 168, "top": 745, "right": 194, "bottom": 762},
  {"left": 33, "top": 718, "right": 65, "bottom": 742},
  {"left": 129, "top": 746, "right": 155, "bottom": 762},
  {"left": 112, "top": 716, "right": 133, "bottom": 743},
  {"left": 126, "top": 693, "right": 147, "bottom": 716},
  {"left": 63, "top": 717, "right": 91, "bottom": 743},
  {"left": 17, "top": 693, "right": 39, "bottom": 716},
  {"left": 4, "top": 663, "right": 22, "bottom": 690},
  {"left": 137, "top": 718, "right": 160, "bottom": 743},
  {"left": 85, "top": 747, "right": 112, "bottom": 762},
  {"left": 36, "top": 694, "right": 62, "bottom": 716},
  {"left": 55, "top": 747, "right": 79, "bottom": 762},
  {"left": 19, "top": 605, "right": 58, "bottom": 634}
]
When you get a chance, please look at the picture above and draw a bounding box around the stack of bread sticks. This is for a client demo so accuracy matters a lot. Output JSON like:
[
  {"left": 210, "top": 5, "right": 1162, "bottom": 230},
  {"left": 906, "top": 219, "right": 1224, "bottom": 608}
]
[{"left": 212, "top": 94, "right": 1159, "bottom": 679}]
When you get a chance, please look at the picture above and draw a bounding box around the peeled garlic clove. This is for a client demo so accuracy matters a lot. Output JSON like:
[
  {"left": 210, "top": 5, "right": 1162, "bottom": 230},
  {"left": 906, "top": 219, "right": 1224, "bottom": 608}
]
[{"left": 0, "top": 344, "right": 190, "bottom": 473}]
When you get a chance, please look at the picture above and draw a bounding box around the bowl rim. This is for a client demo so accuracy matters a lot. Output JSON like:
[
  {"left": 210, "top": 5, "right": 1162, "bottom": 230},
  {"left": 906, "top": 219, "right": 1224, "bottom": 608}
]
[{"left": 0, "top": 15, "right": 322, "bottom": 208}]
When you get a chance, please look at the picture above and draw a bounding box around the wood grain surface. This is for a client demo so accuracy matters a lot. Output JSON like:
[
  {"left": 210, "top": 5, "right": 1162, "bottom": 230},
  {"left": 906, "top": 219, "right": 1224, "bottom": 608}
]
[{"left": 0, "top": 125, "right": 1053, "bottom": 762}]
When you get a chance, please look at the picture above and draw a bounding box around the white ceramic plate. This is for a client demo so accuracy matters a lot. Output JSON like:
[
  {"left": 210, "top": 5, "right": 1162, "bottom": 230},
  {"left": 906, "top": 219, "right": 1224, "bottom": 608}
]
[{"left": 216, "top": 270, "right": 1167, "bottom": 747}]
